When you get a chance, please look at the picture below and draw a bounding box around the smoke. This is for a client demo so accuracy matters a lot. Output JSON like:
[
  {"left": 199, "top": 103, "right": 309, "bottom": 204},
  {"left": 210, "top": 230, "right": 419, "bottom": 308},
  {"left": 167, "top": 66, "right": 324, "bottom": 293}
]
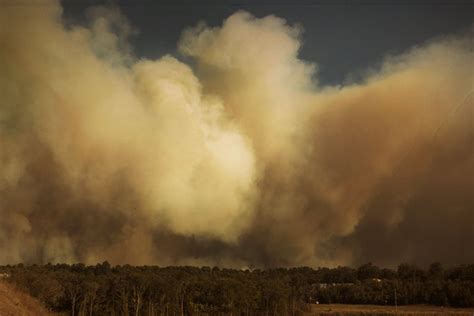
[{"left": 0, "top": 0, "right": 472, "bottom": 267}]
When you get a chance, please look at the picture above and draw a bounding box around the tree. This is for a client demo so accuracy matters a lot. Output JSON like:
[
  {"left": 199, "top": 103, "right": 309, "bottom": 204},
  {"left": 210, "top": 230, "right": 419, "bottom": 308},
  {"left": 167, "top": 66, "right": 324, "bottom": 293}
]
[
  {"left": 357, "top": 263, "right": 380, "bottom": 280},
  {"left": 63, "top": 274, "right": 83, "bottom": 316}
]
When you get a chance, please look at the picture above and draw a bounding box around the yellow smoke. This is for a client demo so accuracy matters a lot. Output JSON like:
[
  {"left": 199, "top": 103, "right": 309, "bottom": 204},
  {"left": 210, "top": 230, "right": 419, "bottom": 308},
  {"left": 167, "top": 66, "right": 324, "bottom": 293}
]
[{"left": 0, "top": 0, "right": 472, "bottom": 266}]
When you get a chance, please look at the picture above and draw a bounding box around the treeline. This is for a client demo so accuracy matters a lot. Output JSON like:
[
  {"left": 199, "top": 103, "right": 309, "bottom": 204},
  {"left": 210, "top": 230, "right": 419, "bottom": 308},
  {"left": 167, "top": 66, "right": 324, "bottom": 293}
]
[{"left": 1, "top": 262, "right": 473, "bottom": 315}]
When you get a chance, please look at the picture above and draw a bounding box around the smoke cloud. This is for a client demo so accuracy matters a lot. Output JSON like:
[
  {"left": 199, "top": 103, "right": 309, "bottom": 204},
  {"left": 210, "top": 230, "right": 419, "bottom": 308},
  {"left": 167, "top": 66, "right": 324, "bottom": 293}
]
[{"left": 0, "top": 0, "right": 472, "bottom": 267}]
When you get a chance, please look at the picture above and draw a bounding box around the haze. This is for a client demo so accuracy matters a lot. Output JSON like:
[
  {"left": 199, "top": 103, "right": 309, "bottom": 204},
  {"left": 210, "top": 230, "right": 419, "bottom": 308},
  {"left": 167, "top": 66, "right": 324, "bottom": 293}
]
[{"left": 0, "top": 0, "right": 473, "bottom": 268}]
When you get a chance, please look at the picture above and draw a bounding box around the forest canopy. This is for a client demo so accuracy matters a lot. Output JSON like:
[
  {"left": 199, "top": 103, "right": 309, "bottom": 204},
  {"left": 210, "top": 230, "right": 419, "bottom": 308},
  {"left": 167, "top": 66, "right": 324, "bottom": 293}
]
[{"left": 2, "top": 262, "right": 474, "bottom": 315}]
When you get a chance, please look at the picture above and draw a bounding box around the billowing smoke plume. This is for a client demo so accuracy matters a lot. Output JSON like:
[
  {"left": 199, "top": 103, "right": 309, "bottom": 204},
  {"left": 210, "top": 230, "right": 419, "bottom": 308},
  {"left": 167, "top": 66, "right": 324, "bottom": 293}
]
[{"left": 0, "top": 0, "right": 472, "bottom": 267}]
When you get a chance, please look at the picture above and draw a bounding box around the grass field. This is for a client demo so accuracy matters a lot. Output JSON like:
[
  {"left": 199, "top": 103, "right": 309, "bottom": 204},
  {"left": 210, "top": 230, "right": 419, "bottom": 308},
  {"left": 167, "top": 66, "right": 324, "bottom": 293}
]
[
  {"left": 308, "top": 304, "right": 474, "bottom": 315},
  {"left": 0, "top": 281, "right": 56, "bottom": 316}
]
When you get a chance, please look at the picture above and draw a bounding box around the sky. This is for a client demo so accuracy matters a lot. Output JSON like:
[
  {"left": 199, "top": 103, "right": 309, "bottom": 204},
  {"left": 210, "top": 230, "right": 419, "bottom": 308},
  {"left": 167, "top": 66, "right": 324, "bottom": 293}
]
[
  {"left": 62, "top": 0, "right": 474, "bottom": 85},
  {"left": 0, "top": 0, "right": 473, "bottom": 268}
]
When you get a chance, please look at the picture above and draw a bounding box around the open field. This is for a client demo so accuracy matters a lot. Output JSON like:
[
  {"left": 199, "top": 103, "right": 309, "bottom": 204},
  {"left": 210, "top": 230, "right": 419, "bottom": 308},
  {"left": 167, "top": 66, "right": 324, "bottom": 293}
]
[{"left": 309, "top": 304, "right": 474, "bottom": 315}]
